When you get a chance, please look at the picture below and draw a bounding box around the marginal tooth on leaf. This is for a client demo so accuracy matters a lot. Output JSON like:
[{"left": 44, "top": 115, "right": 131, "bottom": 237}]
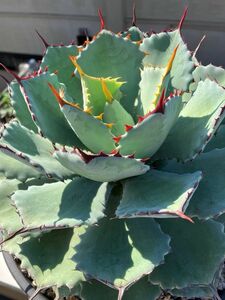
[
  {"left": 78, "top": 47, "right": 84, "bottom": 53},
  {"left": 110, "top": 149, "right": 120, "bottom": 156},
  {"left": 175, "top": 211, "right": 194, "bottom": 223},
  {"left": 105, "top": 123, "right": 114, "bottom": 129},
  {"left": 48, "top": 83, "right": 66, "bottom": 107},
  {"left": 138, "top": 116, "right": 145, "bottom": 123},
  {"left": 135, "top": 40, "right": 142, "bottom": 45},
  {"left": 125, "top": 33, "right": 131, "bottom": 40},
  {"left": 98, "top": 151, "right": 108, "bottom": 157},
  {"left": 113, "top": 135, "right": 122, "bottom": 143},
  {"left": 95, "top": 113, "right": 104, "bottom": 120},
  {"left": 70, "top": 72, "right": 75, "bottom": 78},
  {"left": 69, "top": 56, "right": 85, "bottom": 76},
  {"left": 154, "top": 91, "right": 160, "bottom": 98},
  {"left": 101, "top": 79, "right": 113, "bottom": 103},
  {"left": 48, "top": 83, "right": 80, "bottom": 109},
  {"left": 59, "top": 88, "right": 65, "bottom": 98},
  {"left": 141, "top": 157, "right": 150, "bottom": 162},
  {"left": 84, "top": 39, "right": 90, "bottom": 46},
  {"left": 54, "top": 70, "right": 59, "bottom": 75},
  {"left": 128, "top": 154, "right": 135, "bottom": 159},
  {"left": 125, "top": 124, "right": 133, "bottom": 132},
  {"left": 83, "top": 107, "right": 93, "bottom": 115}
]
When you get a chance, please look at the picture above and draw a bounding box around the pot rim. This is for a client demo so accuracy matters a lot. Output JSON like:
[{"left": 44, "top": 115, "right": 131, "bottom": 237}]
[{"left": 2, "top": 251, "right": 48, "bottom": 300}]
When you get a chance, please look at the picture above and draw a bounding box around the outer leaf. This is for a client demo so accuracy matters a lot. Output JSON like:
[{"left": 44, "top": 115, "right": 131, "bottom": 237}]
[
  {"left": 40, "top": 45, "right": 83, "bottom": 104},
  {"left": 54, "top": 150, "right": 149, "bottom": 182},
  {"left": 9, "top": 81, "right": 38, "bottom": 132},
  {"left": 0, "top": 121, "right": 73, "bottom": 179},
  {"left": 77, "top": 30, "right": 144, "bottom": 114},
  {"left": 204, "top": 124, "right": 225, "bottom": 152},
  {"left": 162, "top": 148, "right": 225, "bottom": 219},
  {"left": 0, "top": 179, "right": 23, "bottom": 236},
  {"left": 61, "top": 104, "right": 116, "bottom": 154},
  {"left": 157, "top": 79, "right": 225, "bottom": 161},
  {"left": 78, "top": 277, "right": 161, "bottom": 300},
  {"left": 21, "top": 72, "right": 84, "bottom": 147},
  {"left": 116, "top": 169, "right": 201, "bottom": 219},
  {"left": 0, "top": 150, "right": 41, "bottom": 182},
  {"left": 73, "top": 218, "right": 170, "bottom": 292},
  {"left": 0, "top": 178, "right": 53, "bottom": 238},
  {"left": 103, "top": 100, "right": 135, "bottom": 136},
  {"left": 140, "top": 29, "right": 194, "bottom": 91},
  {"left": 12, "top": 178, "right": 109, "bottom": 232},
  {"left": 3, "top": 228, "right": 85, "bottom": 289},
  {"left": 190, "top": 64, "right": 225, "bottom": 92},
  {"left": 119, "top": 95, "right": 182, "bottom": 158},
  {"left": 150, "top": 219, "right": 225, "bottom": 289}
]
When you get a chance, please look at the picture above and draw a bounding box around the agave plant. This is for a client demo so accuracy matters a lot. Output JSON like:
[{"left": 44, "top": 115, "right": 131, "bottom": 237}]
[{"left": 1, "top": 8, "right": 225, "bottom": 300}]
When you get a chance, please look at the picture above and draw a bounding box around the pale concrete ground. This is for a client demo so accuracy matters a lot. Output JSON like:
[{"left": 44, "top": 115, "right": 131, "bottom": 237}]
[{"left": 0, "top": 252, "right": 19, "bottom": 288}]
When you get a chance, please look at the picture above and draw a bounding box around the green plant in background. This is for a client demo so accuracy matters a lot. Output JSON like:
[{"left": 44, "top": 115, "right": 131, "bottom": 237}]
[
  {"left": 1, "top": 8, "right": 225, "bottom": 300},
  {"left": 0, "top": 88, "right": 14, "bottom": 123},
  {"left": 0, "top": 60, "right": 39, "bottom": 124}
]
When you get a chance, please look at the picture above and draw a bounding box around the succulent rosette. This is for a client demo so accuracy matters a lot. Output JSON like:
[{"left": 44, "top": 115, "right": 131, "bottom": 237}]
[{"left": 1, "top": 9, "right": 225, "bottom": 300}]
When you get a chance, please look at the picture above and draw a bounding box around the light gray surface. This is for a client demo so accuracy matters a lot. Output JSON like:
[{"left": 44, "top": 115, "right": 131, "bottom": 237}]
[{"left": 0, "top": 0, "right": 224, "bottom": 66}]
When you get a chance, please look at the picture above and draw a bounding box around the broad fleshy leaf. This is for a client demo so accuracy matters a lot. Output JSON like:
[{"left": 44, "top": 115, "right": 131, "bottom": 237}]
[
  {"left": 103, "top": 100, "right": 135, "bottom": 136},
  {"left": 116, "top": 169, "right": 201, "bottom": 219},
  {"left": 54, "top": 150, "right": 149, "bottom": 182},
  {"left": 0, "top": 178, "right": 53, "bottom": 238},
  {"left": 0, "top": 179, "right": 23, "bottom": 236},
  {"left": 139, "top": 66, "right": 165, "bottom": 114},
  {"left": 40, "top": 45, "right": 83, "bottom": 104},
  {"left": 77, "top": 30, "right": 144, "bottom": 114},
  {"left": 9, "top": 81, "right": 38, "bottom": 132},
  {"left": 0, "top": 150, "right": 41, "bottom": 182},
  {"left": 190, "top": 64, "right": 225, "bottom": 92},
  {"left": 0, "top": 121, "right": 73, "bottom": 179},
  {"left": 73, "top": 218, "right": 170, "bottom": 292},
  {"left": 12, "top": 178, "right": 109, "bottom": 232},
  {"left": 150, "top": 219, "right": 225, "bottom": 289},
  {"left": 3, "top": 228, "right": 85, "bottom": 290},
  {"left": 61, "top": 104, "right": 115, "bottom": 154},
  {"left": 162, "top": 148, "right": 225, "bottom": 219},
  {"left": 140, "top": 29, "right": 194, "bottom": 91},
  {"left": 21, "top": 72, "right": 84, "bottom": 147},
  {"left": 118, "top": 95, "right": 182, "bottom": 158},
  {"left": 72, "top": 61, "right": 124, "bottom": 115},
  {"left": 157, "top": 79, "right": 225, "bottom": 161}
]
